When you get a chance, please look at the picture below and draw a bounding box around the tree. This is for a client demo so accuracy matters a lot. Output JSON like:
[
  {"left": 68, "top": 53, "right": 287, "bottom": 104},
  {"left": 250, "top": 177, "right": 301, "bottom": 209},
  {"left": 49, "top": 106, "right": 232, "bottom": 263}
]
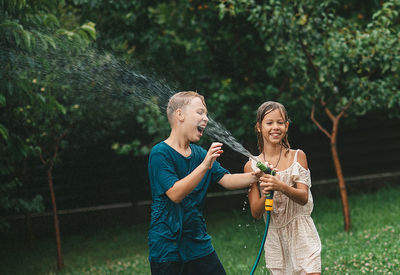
[
  {"left": 0, "top": 0, "right": 48, "bottom": 230},
  {"left": 232, "top": 0, "right": 400, "bottom": 231},
  {"left": 0, "top": 0, "right": 100, "bottom": 269}
]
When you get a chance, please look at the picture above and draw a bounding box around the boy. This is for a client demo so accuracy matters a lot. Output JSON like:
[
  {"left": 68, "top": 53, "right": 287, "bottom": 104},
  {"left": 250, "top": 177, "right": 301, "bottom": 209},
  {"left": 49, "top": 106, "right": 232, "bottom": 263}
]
[{"left": 148, "top": 91, "right": 260, "bottom": 275}]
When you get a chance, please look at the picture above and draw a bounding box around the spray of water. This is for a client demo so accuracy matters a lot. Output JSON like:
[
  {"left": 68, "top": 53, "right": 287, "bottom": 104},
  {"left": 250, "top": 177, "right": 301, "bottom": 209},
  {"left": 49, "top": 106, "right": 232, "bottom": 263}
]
[
  {"left": 206, "top": 117, "right": 257, "bottom": 160},
  {"left": 2, "top": 35, "right": 257, "bottom": 160}
]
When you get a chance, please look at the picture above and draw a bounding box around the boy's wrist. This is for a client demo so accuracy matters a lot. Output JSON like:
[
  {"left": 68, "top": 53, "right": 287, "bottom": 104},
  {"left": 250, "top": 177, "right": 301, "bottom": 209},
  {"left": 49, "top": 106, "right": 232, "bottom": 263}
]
[
  {"left": 251, "top": 172, "right": 259, "bottom": 184},
  {"left": 198, "top": 162, "right": 210, "bottom": 171}
]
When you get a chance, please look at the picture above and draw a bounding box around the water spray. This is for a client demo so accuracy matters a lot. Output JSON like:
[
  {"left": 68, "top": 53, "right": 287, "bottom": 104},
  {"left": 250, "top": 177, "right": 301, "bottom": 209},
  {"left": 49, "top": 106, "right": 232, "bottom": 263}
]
[
  {"left": 249, "top": 159, "right": 276, "bottom": 275},
  {"left": 4, "top": 37, "right": 277, "bottom": 273}
]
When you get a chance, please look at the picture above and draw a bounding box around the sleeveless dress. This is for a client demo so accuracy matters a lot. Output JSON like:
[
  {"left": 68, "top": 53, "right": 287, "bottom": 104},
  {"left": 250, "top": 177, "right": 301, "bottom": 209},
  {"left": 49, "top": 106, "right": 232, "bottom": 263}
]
[{"left": 250, "top": 149, "right": 321, "bottom": 275}]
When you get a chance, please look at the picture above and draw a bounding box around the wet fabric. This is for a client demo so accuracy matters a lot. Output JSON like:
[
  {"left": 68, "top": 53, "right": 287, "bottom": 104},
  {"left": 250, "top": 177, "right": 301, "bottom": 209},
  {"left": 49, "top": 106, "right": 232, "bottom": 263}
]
[
  {"left": 148, "top": 141, "right": 229, "bottom": 263},
  {"left": 150, "top": 251, "right": 226, "bottom": 275},
  {"left": 250, "top": 149, "right": 321, "bottom": 274}
]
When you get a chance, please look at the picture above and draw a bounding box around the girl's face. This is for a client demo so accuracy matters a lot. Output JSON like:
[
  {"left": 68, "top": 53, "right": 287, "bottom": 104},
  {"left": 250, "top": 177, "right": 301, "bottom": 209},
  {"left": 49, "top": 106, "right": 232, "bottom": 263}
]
[
  {"left": 258, "top": 108, "right": 289, "bottom": 146},
  {"left": 181, "top": 97, "right": 208, "bottom": 142}
]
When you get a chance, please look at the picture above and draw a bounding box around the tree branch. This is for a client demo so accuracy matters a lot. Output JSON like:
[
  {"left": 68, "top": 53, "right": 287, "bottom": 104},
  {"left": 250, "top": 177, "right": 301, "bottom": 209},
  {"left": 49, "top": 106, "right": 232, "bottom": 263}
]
[
  {"left": 39, "top": 150, "right": 46, "bottom": 165},
  {"left": 299, "top": 37, "right": 320, "bottom": 86},
  {"left": 320, "top": 98, "right": 336, "bottom": 121},
  {"left": 39, "top": 128, "right": 70, "bottom": 167},
  {"left": 310, "top": 104, "right": 331, "bottom": 139},
  {"left": 337, "top": 99, "right": 353, "bottom": 120},
  {"left": 52, "top": 130, "right": 68, "bottom": 161},
  {"left": 48, "top": 129, "right": 69, "bottom": 169}
]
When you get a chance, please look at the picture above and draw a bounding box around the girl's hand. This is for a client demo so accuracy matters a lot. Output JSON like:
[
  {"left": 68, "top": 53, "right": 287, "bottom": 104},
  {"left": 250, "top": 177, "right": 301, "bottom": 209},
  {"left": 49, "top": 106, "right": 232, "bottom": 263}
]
[
  {"left": 201, "top": 142, "right": 223, "bottom": 170},
  {"left": 259, "top": 170, "right": 282, "bottom": 195}
]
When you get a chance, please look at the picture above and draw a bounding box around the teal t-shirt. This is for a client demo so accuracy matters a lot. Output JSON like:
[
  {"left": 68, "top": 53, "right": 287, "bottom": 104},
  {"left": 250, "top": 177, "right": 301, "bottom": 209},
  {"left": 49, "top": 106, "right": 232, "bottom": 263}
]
[{"left": 148, "top": 141, "right": 229, "bottom": 262}]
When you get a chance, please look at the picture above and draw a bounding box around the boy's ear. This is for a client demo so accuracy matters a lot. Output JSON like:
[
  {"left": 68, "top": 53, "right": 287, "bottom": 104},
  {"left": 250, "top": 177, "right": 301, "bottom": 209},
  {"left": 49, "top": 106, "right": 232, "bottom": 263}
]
[{"left": 176, "top": 108, "right": 184, "bottom": 122}]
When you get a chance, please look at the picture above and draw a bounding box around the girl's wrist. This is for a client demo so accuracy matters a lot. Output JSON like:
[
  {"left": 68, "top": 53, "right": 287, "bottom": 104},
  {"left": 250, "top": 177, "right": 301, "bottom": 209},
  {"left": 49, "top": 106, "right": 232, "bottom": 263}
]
[{"left": 279, "top": 181, "right": 287, "bottom": 194}]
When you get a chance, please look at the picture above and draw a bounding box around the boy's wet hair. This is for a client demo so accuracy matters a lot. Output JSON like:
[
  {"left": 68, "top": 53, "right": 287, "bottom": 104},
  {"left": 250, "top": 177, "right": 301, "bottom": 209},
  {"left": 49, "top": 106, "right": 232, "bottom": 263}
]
[
  {"left": 255, "top": 101, "right": 291, "bottom": 154},
  {"left": 167, "top": 91, "right": 206, "bottom": 125}
]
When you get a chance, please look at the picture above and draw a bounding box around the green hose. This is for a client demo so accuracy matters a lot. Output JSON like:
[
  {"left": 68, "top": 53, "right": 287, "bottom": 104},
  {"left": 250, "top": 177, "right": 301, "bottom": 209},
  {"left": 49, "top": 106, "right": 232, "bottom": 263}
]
[{"left": 250, "top": 162, "right": 276, "bottom": 275}]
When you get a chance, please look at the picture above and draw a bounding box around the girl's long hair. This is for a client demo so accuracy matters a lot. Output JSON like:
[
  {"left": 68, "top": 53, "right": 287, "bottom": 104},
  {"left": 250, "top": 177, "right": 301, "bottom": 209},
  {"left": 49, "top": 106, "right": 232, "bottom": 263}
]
[{"left": 255, "top": 101, "right": 290, "bottom": 155}]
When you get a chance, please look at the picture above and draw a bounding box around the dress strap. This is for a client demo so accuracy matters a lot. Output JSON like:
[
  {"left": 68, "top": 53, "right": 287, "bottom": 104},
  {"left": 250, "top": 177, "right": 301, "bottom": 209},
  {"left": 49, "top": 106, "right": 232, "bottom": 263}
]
[{"left": 294, "top": 149, "right": 300, "bottom": 162}]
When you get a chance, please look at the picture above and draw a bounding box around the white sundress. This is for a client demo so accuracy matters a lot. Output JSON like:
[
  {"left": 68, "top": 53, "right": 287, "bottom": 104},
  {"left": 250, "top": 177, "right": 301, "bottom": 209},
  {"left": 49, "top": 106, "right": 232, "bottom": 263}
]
[{"left": 251, "top": 149, "right": 321, "bottom": 275}]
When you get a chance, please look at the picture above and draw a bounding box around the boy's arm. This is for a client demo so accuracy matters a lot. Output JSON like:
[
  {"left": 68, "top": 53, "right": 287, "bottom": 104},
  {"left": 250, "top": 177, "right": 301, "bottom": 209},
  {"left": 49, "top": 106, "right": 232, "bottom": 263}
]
[
  {"left": 218, "top": 165, "right": 260, "bottom": 190},
  {"left": 166, "top": 142, "right": 223, "bottom": 203}
]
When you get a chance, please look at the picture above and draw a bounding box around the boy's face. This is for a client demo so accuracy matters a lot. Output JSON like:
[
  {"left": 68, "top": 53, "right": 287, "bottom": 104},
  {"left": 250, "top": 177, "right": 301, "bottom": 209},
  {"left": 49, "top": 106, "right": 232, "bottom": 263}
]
[{"left": 181, "top": 97, "right": 208, "bottom": 142}]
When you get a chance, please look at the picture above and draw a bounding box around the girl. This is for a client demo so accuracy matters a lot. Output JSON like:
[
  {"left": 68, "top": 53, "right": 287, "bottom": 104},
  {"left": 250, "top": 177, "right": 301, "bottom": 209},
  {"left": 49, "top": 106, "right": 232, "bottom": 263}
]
[{"left": 244, "top": 101, "right": 321, "bottom": 275}]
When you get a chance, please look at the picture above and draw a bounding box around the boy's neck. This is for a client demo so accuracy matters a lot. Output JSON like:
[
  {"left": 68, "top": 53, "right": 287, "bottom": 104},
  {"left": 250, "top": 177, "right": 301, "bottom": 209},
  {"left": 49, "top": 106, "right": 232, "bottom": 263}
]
[{"left": 165, "top": 131, "right": 191, "bottom": 155}]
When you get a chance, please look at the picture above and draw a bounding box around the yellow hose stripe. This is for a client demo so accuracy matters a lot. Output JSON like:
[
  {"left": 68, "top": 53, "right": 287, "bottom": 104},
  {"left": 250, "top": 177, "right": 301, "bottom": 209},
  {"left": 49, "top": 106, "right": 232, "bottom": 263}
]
[{"left": 265, "top": 199, "right": 273, "bottom": 211}]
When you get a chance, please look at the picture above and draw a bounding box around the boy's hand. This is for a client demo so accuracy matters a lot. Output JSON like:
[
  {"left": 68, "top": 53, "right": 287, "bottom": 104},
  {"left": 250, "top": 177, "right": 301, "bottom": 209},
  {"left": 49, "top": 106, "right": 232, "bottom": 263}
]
[
  {"left": 251, "top": 168, "right": 263, "bottom": 181},
  {"left": 201, "top": 142, "right": 223, "bottom": 170}
]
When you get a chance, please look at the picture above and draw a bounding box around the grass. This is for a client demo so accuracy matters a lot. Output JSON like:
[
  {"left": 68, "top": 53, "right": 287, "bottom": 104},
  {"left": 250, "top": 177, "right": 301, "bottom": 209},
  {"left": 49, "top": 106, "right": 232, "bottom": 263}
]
[{"left": 1, "top": 185, "right": 399, "bottom": 274}]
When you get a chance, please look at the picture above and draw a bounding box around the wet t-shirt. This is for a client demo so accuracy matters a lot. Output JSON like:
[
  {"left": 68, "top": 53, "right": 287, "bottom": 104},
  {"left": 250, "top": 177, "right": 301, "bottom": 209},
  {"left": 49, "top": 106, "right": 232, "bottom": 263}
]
[{"left": 148, "top": 141, "right": 229, "bottom": 262}]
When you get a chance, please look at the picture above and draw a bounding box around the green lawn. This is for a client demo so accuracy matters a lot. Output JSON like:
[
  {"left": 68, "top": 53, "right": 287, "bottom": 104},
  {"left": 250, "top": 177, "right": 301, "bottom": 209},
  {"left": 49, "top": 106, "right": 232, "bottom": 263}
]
[{"left": 1, "top": 185, "right": 399, "bottom": 274}]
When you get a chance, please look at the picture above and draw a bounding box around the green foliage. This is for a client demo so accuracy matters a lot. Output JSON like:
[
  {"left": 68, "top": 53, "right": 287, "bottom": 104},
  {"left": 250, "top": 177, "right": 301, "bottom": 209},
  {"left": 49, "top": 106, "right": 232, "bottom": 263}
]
[
  {"left": 70, "top": 0, "right": 399, "bottom": 149},
  {"left": 112, "top": 97, "right": 170, "bottom": 157},
  {"left": 71, "top": 0, "right": 275, "bottom": 150},
  {"left": 232, "top": 0, "right": 400, "bottom": 130},
  {"left": 0, "top": 0, "right": 26, "bottom": 12},
  {"left": 0, "top": 0, "right": 102, "bottom": 226}
]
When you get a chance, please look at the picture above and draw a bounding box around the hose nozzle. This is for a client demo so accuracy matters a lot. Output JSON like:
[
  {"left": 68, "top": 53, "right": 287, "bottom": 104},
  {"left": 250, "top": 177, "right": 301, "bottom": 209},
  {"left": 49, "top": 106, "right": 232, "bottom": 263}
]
[
  {"left": 255, "top": 161, "right": 275, "bottom": 209},
  {"left": 256, "top": 161, "right": 276, "bottom": 176}
]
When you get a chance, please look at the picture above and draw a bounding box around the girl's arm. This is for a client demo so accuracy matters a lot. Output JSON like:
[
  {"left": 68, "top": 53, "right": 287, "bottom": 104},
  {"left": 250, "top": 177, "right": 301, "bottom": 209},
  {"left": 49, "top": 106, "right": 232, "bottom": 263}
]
[
  {"left": 259, "top": 150, "right": 309, "bottom": 205},
  {"left": 244, "top": 161, "right": 265, "bottom": 220}
]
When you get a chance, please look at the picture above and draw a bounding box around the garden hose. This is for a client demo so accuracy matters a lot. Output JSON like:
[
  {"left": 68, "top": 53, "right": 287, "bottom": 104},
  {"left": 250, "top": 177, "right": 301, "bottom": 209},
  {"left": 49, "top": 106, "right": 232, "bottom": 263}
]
[{"left": 250, "top": 161, "right": 276, "bottom": 275}]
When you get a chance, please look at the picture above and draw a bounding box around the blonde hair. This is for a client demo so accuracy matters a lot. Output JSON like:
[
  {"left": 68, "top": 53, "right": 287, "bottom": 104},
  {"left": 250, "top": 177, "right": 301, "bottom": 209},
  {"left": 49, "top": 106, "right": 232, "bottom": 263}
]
[
  {"left": 166, "top": 91, "right": 206, "bottom": 125},
  {"left": 255, "top": 101, "right": 290, "bottom": 154}
]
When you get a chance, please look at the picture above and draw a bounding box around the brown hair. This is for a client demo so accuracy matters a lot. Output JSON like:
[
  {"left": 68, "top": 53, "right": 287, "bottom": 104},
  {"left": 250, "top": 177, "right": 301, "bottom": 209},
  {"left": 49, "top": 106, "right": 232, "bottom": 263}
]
[
  {"left": 255, "top": 101, "right": 290, "bottom": 154},
  {"left": 166, "top": 91, "right": 206, "bottom": 125}
]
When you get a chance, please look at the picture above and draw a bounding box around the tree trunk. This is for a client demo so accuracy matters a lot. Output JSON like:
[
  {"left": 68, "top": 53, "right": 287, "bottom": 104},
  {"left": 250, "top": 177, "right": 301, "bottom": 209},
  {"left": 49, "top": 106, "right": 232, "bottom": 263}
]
[
  {"left": 330, "top": 140, "right": 351, "bottom": 231},
  {"left": 310, "top": 101, "right": 352, "bottom": 231},
  {"left": 40, "top": 130, "right": 68, "bottom": 270},
  {"left": 47, "top": 167, "right": 64, "bottom": 270},
  {"left": 300, "top": 36, "right": 353, "bottom": 231}
]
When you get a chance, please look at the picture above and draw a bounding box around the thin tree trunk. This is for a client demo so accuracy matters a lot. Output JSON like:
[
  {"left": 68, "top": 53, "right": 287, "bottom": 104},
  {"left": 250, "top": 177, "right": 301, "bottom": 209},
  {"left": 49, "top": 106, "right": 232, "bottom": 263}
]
[
  {"left": 311, "top": 101, "right": 352, "bottom": 231},
  {"left": 300, "top": 35, "right": 352, "bottom": 231},
  {"left": 47, "top": 167, "right": 64, "bottom": 270},
  {"left": 40, "top": 130, "right": 68, "bottom": 271},
  {"left": 330, "top": 139, "right": 351, "bottom": 231}
]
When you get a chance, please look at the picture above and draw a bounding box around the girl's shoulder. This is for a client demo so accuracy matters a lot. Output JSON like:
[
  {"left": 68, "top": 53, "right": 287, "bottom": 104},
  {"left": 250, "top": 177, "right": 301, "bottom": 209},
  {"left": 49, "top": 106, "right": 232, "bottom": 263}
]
[
  {"left": 246, "top": 154, "right": 263, "bottom": 171},
  {"left": 288, "top": 148, "right": 308, "bottom": 169},
  {"left": 288, "top": 148, "right": 307, "bottom": 157},
  {"left": 243, "top": 159, "right": 253, "bottom": 172}
]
